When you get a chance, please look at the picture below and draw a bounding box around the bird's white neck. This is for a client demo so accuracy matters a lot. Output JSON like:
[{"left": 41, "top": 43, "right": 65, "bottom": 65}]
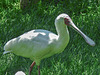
[{"left": 55, "top": 22, "right": 69, "bottom": 53}]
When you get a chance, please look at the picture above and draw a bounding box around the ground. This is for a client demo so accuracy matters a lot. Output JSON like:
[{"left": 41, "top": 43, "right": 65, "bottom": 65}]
[{"left": 0, "top": 0, "right": 100, "bottom": 75}]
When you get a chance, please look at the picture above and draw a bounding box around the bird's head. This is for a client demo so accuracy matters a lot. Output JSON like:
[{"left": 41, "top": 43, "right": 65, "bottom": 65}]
[
  {"left": 55, "top": 13, "right": 72, "bottom": 26},
  {"left": 55, "top": 13, "right": 95, "bottom": 46}
]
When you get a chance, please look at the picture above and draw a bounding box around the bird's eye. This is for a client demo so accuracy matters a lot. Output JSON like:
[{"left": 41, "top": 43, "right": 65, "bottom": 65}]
[{"left": 64, "top": 18, "right": 70, "bottom": 26}]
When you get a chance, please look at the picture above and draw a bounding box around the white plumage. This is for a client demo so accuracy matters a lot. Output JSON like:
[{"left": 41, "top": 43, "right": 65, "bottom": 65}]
[
  {"left": 4, "top": 29, "right": 69, "bottom": 65},
  {"left": 3, "top": 13, "right": 95, "bottom": 75},
  {"left": 15, "top": 71, "right": 26, "bottom": 75}
]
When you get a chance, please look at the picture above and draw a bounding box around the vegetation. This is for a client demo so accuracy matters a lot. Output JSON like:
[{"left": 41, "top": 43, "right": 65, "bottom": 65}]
[{"left": 0, "top": 0, "right": 100, "bottom": 75}]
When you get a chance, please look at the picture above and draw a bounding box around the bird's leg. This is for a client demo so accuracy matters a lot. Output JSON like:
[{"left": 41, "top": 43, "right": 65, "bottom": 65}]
[
  {"left": 29, "top": 61, "right": 36, "bottom": 75},
  {"left": 38, "top": 66, "right": 40, "bottom": 75}
]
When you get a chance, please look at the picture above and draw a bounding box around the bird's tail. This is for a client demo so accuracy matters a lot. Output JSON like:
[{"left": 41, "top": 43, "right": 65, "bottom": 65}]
[{"left": 3, "top": 51, "right": 11, "bottom": 55}]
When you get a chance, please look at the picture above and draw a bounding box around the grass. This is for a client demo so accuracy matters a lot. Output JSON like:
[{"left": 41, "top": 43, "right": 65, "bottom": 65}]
[{"left": 0, "top": 0, "right": 100, "bottom": 75}]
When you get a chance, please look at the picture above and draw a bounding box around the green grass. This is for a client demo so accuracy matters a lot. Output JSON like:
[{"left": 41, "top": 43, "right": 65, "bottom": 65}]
[{"left": 0, "top": 0, "right": 100, "bottom": 75}]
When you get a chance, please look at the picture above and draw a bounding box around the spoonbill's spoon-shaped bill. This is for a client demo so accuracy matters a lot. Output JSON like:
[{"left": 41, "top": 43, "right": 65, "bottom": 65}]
[
  {"left": 64, "top": 15, "right": 95, "bottom": 46},
  {"left": 70, "top": 21, "right": 95, "bottom": 46}
]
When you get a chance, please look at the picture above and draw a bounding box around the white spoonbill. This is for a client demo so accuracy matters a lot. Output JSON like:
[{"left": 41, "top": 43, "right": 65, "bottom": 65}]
[
  {"left": 3, "top": 13, "right": 95, "bottom": 75},
  {"left": 15, "top": 71, "right": 26, "bottom": 75}
]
